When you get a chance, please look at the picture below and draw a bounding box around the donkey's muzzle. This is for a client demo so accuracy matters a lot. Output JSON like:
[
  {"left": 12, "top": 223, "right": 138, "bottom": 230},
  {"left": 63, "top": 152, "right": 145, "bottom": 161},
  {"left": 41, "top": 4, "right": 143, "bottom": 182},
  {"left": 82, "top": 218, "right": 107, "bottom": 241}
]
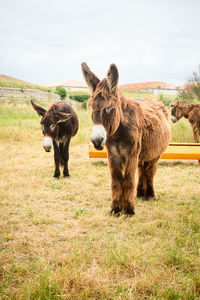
[
  {"left": 91, "top": 136, "right": 104, "bottom": 150},
  {"left": 43, "top": 145, "right": 52, "bottom": 152},
  {"left": 171, "top": 115, "right": 177, "bottom": 123},
  {"left": 90, "top": 125, "right": 107, "bottom": 150},
  {"left": 43, "top": 136, "right": 53, "bottom": 152}
]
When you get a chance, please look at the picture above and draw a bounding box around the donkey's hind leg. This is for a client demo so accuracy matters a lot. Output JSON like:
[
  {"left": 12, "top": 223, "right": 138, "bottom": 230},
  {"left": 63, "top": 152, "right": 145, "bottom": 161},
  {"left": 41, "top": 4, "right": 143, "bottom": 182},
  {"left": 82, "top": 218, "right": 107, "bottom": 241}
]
[
  {"left": 191, "top": 123, "right": 199, "bottom": 143},
  {"left": 136, "top": 162, "right": 147, "bottom": 199},
  {"left": 145, "top": 156, "right": 160, "bottom": 199},
  {"left": 137, "top": 156, "right": 160, "bottom": 200}
]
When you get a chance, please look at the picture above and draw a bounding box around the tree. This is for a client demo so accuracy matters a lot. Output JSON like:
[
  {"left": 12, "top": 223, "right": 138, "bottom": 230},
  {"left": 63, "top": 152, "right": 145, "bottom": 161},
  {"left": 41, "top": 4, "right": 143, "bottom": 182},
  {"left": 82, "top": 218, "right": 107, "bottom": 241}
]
[
  {"left": 179, "top": 65, "right": 200, "bottom": 101},
  {"left": 189, "top": 71, "right": 200, "bottom": 100},
  {"left": 55, "top": 86, "right": 67, "bottom": 100}
]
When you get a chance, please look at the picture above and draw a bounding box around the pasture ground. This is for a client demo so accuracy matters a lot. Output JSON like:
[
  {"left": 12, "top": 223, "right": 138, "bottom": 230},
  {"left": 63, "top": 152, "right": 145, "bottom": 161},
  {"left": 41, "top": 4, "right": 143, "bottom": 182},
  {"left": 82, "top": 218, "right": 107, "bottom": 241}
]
[{"left": 0, "top": 101, "right": 200, "bottom": 299}]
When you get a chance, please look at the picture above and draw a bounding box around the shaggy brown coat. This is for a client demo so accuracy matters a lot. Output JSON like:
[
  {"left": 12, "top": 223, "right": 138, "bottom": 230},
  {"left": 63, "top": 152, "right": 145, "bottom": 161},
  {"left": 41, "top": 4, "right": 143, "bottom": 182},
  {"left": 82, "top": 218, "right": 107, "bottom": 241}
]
[
  {"left": 82, "top": 62, "right": 170, "bottom": 216},
  {"left": 171, "top": 100, "right": 200, "bottom": 142}
]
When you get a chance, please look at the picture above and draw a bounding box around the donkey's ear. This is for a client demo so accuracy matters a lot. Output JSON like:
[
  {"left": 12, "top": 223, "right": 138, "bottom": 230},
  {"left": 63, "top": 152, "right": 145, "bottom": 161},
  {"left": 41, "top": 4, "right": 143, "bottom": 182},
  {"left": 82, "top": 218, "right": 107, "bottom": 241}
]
[
  {"left": 81, "top": 62, "right": 100, "bottom": 93},
  {"left": 171, "top": 101, "right": 179, "bottom": 108},
  {"left": 107, "top": 63, "right": 119, "bottom": 93},
  {"left": 31, "top": 100, "right": 46, "bottom": 116},
  {"left": 55, "top": 112, "right": 72, "bottom": 124}
]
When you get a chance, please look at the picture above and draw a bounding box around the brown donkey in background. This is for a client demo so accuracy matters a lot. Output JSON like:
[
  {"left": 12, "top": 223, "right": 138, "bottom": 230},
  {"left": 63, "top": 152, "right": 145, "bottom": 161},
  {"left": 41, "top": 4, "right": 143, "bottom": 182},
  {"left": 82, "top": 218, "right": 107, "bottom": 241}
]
[
  {"left": 171, "top": 100, "right": 200, "bottom": 142},
  {"left": 82, "top": 62, "right": 170, "bottom": 216}
]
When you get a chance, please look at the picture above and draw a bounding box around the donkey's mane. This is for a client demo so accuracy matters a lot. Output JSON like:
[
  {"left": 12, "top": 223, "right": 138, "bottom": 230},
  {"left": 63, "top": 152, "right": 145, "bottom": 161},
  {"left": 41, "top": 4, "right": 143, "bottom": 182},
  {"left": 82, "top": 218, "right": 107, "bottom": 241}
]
[
  {"left": 94, "top": 79, "right": 109, "bottom": 96},
  {"left": 94, "top": 79, "right": 131, "bottom": 110},
  {"left": 176, "top": 101, "right": 200, "bottom": 109}
]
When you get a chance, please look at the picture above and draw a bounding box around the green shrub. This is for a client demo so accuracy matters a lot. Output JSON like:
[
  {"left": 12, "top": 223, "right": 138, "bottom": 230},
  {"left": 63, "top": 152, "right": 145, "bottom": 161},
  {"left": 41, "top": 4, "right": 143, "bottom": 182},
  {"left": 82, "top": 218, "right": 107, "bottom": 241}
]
[
  {"left": 81, "top": 100, "right": 88, "bottom": 109},
  {"left": 158, "top": 94, "right": 172, "bottom": 107},
  {"left": 69, "top": 94, "right": 90, "bottom": 103},
  {"left": 55, "top": 86, "right": 67, "bottom": 100}
]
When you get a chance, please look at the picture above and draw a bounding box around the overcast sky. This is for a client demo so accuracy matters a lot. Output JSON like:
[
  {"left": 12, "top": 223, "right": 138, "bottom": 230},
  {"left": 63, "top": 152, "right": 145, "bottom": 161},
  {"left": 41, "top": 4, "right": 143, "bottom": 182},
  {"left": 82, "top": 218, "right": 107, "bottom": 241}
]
[{"left": 1, "top": 0, "right": 200, "bottom": 86}]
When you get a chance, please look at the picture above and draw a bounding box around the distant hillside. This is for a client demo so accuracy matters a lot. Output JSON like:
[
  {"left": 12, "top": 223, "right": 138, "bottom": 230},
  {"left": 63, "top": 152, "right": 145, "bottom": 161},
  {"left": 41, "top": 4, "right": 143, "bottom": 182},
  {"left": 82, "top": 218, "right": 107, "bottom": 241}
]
[
  {"left": 0, "top": 74, "right": 48, "bottom": 91},
  {"left": 119, "top": 81, "right": 176, "bottom": 91}
]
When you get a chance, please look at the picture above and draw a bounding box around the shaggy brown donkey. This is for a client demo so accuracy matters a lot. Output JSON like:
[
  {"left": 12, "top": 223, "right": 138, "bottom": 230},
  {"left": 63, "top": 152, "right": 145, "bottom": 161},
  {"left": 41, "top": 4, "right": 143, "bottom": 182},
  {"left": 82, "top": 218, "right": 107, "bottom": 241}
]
[
  {"left": 31, "top": 100, "right": 79, "bottom": 178},
  {"left": 82, "top": 62, "right": 170, "bottom": 216},
  {"left": 171, "top": 100, "right": 200, "bottom": 142}
]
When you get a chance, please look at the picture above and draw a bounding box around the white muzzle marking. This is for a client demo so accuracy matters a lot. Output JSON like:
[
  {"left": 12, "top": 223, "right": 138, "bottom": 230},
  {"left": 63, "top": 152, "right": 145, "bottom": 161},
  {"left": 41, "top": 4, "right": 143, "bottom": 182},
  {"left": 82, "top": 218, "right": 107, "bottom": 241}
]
[
  {"left": 171, "top": 115, "right": 177, "bottom": 123},
  {"left": 43, "top": 136, "right": 53, "bottom": 152},
  {"left": 91, "top": 125, "right": 107, "bottom": 148}
]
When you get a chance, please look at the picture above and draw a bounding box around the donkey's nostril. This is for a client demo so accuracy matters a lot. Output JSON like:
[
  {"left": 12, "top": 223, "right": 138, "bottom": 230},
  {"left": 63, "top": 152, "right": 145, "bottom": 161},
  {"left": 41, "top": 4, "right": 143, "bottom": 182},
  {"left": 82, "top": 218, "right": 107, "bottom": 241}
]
[
  {"left": 91, "top": 136, "right": 103, "bottom": 145},
  {"left": 43, "top": 145, "right": 51, "bottom": 152},
  {"left": 91, "top": 136, "right": 104, "bottom": 150},
  {"left": 171, "top": 115, "right": 177, "bottom": 123}
]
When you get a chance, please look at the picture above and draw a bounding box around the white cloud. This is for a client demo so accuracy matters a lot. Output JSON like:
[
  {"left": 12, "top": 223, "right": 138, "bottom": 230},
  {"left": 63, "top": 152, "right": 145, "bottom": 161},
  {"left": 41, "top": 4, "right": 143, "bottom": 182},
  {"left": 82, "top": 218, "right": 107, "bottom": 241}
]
[{"left": 1, "top": 0, "right": 200, "bottom": 86}]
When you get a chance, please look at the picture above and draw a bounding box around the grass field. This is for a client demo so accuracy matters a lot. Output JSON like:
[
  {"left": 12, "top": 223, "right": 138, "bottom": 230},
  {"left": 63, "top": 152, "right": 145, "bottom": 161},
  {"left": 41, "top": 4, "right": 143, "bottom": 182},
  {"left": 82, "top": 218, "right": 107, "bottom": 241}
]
[{"left": 0, "top": 100, "right": 200, "bottom": 299}]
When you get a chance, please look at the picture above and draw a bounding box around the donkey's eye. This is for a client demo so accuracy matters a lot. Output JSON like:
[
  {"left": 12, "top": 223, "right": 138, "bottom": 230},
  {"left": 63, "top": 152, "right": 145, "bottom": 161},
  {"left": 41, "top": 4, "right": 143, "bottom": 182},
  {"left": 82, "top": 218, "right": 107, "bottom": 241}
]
[
  {"left": 92, "top": 111, "right": 101, "bottom": 123},
  {"left": 105, "top": 107, "right": 113, "bottom": 114},
  {"left": 41, "top": 124, "right": 45, "bottom": 134},
  {"left": 50, "top": 124, "right": 56, "bottom": 131},
  {"left": 171, "top": 108, "right": 176, "bottom": 115}
]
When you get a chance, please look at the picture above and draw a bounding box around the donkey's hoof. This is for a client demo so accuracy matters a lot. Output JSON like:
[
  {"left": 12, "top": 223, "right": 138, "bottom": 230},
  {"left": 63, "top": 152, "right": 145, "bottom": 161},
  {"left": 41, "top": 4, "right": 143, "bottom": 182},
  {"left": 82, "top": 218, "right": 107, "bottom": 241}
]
[
  {"left": 64, "top": 174, "right": 70, "bottom": 178},
  {"left": 136, "top": 194, "right": 145, "bottom": 200},
  {"left": 53, "top": 176, "right": 59, "bottom": 180},
  {"left": 124, "top": 204, "right": 135, "bottom": 216},
  {"left": 110, "top": 207, "right": 122, "bottom": 217},
  {"left": 145, "top": 188, "right": 155, "bottom": 200},
  {"left": 145, "top": 196, "right": 155, "bottom": 201},
  {"left": 144, "top": 193, "right": 156, "bottom": 201},
  {"left": 136, "top": 189, "right": 146, "bottom": 200}
]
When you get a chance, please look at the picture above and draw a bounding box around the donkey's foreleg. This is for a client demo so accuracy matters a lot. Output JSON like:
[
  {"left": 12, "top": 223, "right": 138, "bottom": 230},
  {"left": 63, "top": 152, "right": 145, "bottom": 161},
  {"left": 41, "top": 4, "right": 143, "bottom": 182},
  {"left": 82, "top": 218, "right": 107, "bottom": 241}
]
[
  {"left": 108, "top": 156, "right": 124, "bottom": 216},
  {"left": 62, "top": 138, "right": 70, "bottom": 177},
  {"left": 53, "top": 141, "right": 61, "bottom": 178},
  {"left": 110, "top": 170, "right": 124, "bottom": 216},
  {"left": 122, "top": 159, "right": 138, "bottom": 215}
]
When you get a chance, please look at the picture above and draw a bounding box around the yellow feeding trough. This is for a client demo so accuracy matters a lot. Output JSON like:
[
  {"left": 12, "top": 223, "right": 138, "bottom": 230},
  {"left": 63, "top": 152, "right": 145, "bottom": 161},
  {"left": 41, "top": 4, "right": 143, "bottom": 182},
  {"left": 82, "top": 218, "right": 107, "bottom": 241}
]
[{"left": 89, "top": 143, "right": 200, "bottom": 165}]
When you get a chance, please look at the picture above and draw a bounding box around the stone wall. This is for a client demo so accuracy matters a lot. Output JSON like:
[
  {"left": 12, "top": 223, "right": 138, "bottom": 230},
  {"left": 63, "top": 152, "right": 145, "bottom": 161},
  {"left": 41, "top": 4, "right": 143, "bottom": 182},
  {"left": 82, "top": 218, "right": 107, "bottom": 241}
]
[
  {"left": 0, "top": 87, "right": 60, "bottom": 102},
  {"left": 152, "top": 88, "right": 179, "bottom": 96},
  {"left": 121, "top": 87, "right": 179, "bottom": 96}
]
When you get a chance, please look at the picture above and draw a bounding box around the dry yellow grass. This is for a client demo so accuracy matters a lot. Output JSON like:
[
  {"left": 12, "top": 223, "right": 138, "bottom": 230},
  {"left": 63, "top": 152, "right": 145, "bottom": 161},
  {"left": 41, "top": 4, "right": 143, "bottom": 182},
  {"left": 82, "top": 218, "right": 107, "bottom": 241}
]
[{"left": 0, "top": 101, "right": 200, "bottom": 299}]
